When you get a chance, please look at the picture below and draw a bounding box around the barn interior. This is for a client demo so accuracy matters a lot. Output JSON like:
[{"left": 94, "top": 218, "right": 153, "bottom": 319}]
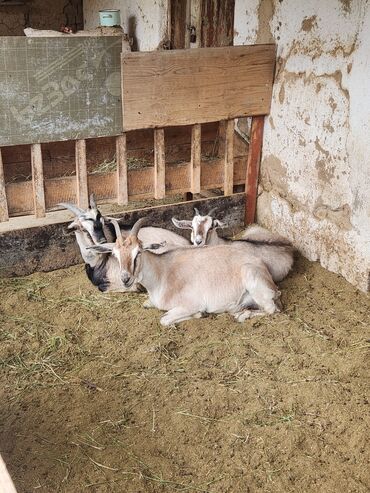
[{"left": 0, "top": 1, "right": 369, "bottom": 492}]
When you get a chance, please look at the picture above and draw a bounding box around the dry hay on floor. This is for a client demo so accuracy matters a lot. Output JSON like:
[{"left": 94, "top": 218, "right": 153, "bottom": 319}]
[{"left": 0, "top": 256, "right": 369, "bottom": 493}]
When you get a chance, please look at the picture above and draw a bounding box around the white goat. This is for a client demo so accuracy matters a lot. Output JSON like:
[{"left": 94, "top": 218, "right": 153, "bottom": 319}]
[
  {"left": 60, "top": 195, "right": 190, "bottom": 292},
  {"left": 172, "top": 208, "right": 294, "bottom": 282},
  {"left": 88, "top": 218, "right": 282, "bottom": 326}
]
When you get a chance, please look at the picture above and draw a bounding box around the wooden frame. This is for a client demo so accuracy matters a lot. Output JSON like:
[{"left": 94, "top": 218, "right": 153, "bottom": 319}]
[{"left": 0, "top": 44, "right": 275, "bottom": 229}]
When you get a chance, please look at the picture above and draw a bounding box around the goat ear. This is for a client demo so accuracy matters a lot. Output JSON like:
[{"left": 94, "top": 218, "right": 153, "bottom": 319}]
[
  {"left": 213, "top": 219, "right": 226, "bottom": 229},
  {"left": 86, "top": 243, "right": 114, "bottom": 254},
  {"left": 143, "top": 241, "right": 166, "bottom": 251},
  {"left": 172, "top": 217, "right": 193, "bottom": 229}
]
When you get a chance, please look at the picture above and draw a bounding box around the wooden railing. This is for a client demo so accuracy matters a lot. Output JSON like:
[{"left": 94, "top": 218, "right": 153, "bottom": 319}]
[{"left": 0, "top": 44, "right": 275, "bottom": 227}]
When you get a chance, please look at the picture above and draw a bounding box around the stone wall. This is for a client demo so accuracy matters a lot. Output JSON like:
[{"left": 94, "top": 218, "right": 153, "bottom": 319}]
[
  {"left": 0, "top": 0, "right": 83, "bottom": 35},
  {"left": 235, "top": 0, "right": 370, "bottom": 291}
]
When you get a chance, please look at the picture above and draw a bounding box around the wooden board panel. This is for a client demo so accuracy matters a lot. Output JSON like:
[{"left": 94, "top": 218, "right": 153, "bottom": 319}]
[
  {"left": 5, "top": 156, "right": 247, "bottom": 216},
  {"left": 121, "top": 44, "right": 276, "bottom": 131},
  {"left": 75, "top": 139, "right": 89, "bottom": 209},
  {"left": 116, "top": 134, "right": 128, "bottom": 205},
  {"left": 0, "top": 36, "right": 122, "bottom": 147},
  {"left": 190, "top": 124, "right": 201, "bottom": 194},
  {"left": 154, "top": 129, "right": 166, "bottom": 199}
]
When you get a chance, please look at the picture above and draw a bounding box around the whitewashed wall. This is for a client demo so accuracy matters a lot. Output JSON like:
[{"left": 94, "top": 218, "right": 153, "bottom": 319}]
[
  {"left": 235, "top": 0, "right": 370, "bottom": 291},
  {"left": 83, "top": 0, "right": 168, "bottom": 51}
]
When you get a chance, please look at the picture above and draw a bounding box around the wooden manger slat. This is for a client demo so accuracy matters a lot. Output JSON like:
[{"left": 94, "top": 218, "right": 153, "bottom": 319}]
[
  {"left": 75, "top": 139, "right": 89, "bottom": 209},
  {"left": 116, "top": 134, "right": 128, "bottom": 205},
  {"left": 190, "top": 124, "right": 201, "bottom": 194},
  {"left": 245, "top": 116, "right": 264, "bottom": 224},
  {"left": 121, "top": 44, "right": 276, "bottom": 131},
  {"left": 224, "top": 119, "right": 234, "bottom": 196},
  {"left": 5, "top": 155, "right": 248, "bottom": 216},
  {"left": 31, "top": 143, "right": 46, "bottom": 218},
  {"left": 154, "top": 128, "right": 166, "bottom": 199},
  {"left": 0, "top": 149, "right": 9, "bottom": 222}
]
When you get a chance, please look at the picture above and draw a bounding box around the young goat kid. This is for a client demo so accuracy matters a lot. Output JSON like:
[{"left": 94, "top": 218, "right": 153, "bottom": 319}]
[
  {"left": 88, "top": 218, "right": 282, "bottom": 326},
  {"left": 172, "top": 208, "right": 294, "bottom": 282},
  {"left": 60, "top": 195, "right": 190, "bottom": 292}
]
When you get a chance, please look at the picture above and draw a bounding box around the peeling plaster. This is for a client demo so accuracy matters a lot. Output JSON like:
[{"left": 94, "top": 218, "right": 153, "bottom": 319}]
[{"left": 235, "top": 0, "right": 370, "bottom": 291}]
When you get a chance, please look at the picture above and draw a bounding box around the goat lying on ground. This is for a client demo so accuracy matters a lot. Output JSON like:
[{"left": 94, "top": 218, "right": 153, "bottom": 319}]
[
  {"left": 172, "top": 208, "right": 294, "bottom": 282},
  {"left": 88, "top": 218, "right": 282, "bottom": 326},
  {"left": 60, "top": 195, "right": 190, "bottom": 292}
]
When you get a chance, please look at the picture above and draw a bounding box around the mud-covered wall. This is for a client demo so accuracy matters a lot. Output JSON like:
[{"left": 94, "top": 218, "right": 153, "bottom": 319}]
[
  {"left": 235, "top": 0, "right": 370, "bottom": 291},
  {"left": 0, "top": 0, "right": 83, "bottom": 35},
  {"left": 83, "top": 0, "right": 168, "bottom": 51}
]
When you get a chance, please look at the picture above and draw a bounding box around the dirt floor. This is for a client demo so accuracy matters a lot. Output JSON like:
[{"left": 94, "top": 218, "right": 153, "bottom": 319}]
[{"left": 0, "top": 256, "right": 369, "bottom": 493}]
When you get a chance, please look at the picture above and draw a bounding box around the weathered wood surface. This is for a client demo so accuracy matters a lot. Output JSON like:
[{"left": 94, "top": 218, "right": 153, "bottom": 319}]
[
  {"left": 0, "top": 454, "right": 18, "bottom": 493},
  {"left": 31, "top": 143, "right": 46, "bottom": 218},
  {"left": 223, "top": 119, "right": 234, "bottom": 196},
  {"left": 190, "top": 124, "right": 201, "bottom": 194},
  {"left": 75, "top": 139, "right": 89, "bottom": 209},
  {"left": 0, "top": 194, "right": 245, "bottom": 277},
  {"left": 0, "top": 36, "right": 122, "bottom": 147},
  {"left": 0, "top": 149, "right": 9, "bottom": 222},
  {"left": 245, "top": 116, "right": 264, "bottom": 224},
  {"left": 121, "top": 45, "right": 276, "bottom": 131},
  {"left": 154, "top": 128, "right": 166, "bottom": 199},
  {"left": 5, "top": 155, "right": 248, "bottom": 216},
  {"left": 116, "top": 134, "right": 128, "bottom": 205}
]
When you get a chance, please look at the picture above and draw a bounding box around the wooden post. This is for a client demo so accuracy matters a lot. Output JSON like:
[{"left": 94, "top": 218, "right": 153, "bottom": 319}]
[
  {"left": 224, "top": 119, "right": 234, "bottom": 196},
  {"left": 0, "top": 455, "right": 18, "bottom": 493},
  {"left": 116, "top": 134, "right": 128, "bottom": 205},
  {"left": 245, "top": 115, "right": 264, "bottom": 224},
  {"left": 190, "top": 123, "right": 201, "bottom": 194},
  {"left": 154, "top": 128, "right": 166, "bottom": 200},
  {"left": 0, "top": 149, "right": 9, "bottom": 222},
  {"left": 31, "top": 143, "right": 46, "bottom": 218},
  {"left": 75, "top": 139, "right": 89, "bottom": 209}
]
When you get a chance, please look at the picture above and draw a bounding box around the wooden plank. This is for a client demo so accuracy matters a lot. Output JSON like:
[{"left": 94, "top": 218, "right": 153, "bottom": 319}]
[
  {"left": 5, "top": 156, "right": 248, "bottom": 216},
  {"left": 116, "top": 134, "right": 128, "bottom": 205},
  {"left": 224, "top": 119, "right": 234, "bottom": 195},
  {"left": 0, "top": 149, "right": 9, "bottom": 222},
  {"left": 245, "top": 116, "right": 264, "bottom": 224},
  {"left": 31, "top": 143, "right": 46, "bottom": 218},
  {"left": 0, "top": 455, "right": 18, "bottom": 493},
  {"left": 121, "top": 45, "right": 276, "bottom": 131},
  {"left": 154, "top": 129, "right": 166, "bottom": 199},
  {"left": 75, "top": 139, "right": 89, "bottom": 209},
  {"left": 190, "top": 124, "right": 201, "bottom": 194}
]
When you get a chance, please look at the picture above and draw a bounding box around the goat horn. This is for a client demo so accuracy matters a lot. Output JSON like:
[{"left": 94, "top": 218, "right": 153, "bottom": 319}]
[
  {"left": 89, "top": 193, "right": 97, "bottom": 209},
  {"left": 130, "top": 217, "right": 147, "bottom": 237},
  {"left": 109, "top": 218, "right": 122, "bottom": 240},
  {"left": 207, "top": 207, "right": 218, "bottom": 217},
  {"left": 193, "top": 207, "right": 201, "bottom": 216},
  {"left": 58, "top": 202, "right": 85, "bottom": 216}
]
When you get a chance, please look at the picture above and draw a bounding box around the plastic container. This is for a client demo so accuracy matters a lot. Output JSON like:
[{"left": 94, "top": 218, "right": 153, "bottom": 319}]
[{"left": 99, "top": 9, "right": 121, "bottom": 27}]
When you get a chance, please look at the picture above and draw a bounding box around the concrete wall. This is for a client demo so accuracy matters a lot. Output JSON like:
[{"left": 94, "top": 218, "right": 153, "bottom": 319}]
[
  {"left": 83, "top": 0, "right": 168, "bottom": 51},
  {"left": 235, "top": 0, "right": 370, "bottom": 291},
  {"left": 0, "top": 0, "right": 83, "bottom": 35}
]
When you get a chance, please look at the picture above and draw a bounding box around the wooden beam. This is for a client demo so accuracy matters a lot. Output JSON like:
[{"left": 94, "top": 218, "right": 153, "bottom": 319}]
[
  {"left": 0, "top": 455, "right": 18, "bottom": 493},
  {"left": 190, "top": 124, "right": 201, "bottom": 194},
  {"left": 121, "top": 45, "right": 276, "bottom": 131},
  {"left": 245, "top": 116, "right": 264, "bottom": 224},
  {"left": 0, "top": 149, "right": 9, "bottom": 222},
  {"left": 75, "top": 139, "right": 89, "bottom": 209},
  {"left": 31, "top": 143, "right": 46, "bottom": 218},
  {"left": 116, "top": 134, "right": 128, "bottom": 205},
  {"left": 224, "top": 119, "right": 234, "bottom": 196},
  {"left": 154, "top": 128, "right": 166, "bottom": 199}
]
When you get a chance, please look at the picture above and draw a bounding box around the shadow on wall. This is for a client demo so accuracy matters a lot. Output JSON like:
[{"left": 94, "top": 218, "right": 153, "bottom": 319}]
[{"left": 128, "top": 15, "right": 138, "bottom": 51}]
